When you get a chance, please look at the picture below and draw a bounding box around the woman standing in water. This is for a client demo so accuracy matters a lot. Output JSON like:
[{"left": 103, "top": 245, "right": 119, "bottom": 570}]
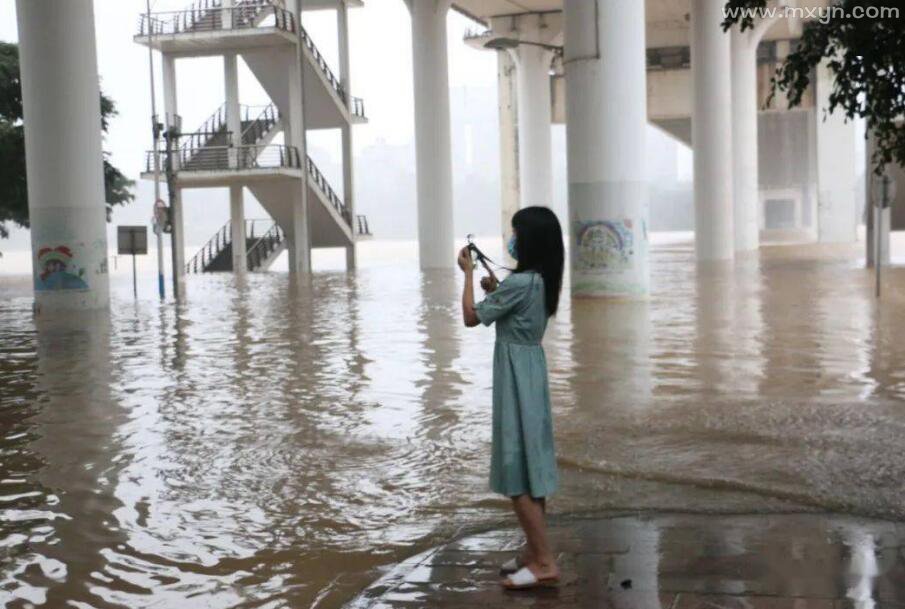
[{"left": 457, "top": 206, "right": 565, "bottom": 590}]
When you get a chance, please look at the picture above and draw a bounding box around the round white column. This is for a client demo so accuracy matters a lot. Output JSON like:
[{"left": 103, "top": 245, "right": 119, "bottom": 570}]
[
  {"left": 16, "top": 0, "right": 110, "bottom": 313},
  {"left": 731, "top": 31, "right": 760, "bottom": 253},
  {"left": 692, "top": 0, "right": 735, "bottom": 261},
  {"left": 406, "top": 0, "right": 455, "bottom": 269},
  {"left": 512, "top": 45, "right": 554, "bottom": 209},
  {"left": 564, "top": 0, "right": 649, "bottom": 297}
]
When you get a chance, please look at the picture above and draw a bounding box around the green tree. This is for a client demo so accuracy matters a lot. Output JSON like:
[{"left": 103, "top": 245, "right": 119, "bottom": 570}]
[
  {"left": 0, "top": 41, "right": 134, "bottom": 240},
  {"left": 723, "top": 1, "right": 904, "bottom": 172}
]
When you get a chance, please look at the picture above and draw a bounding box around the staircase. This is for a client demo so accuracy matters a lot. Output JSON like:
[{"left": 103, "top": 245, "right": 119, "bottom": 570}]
[{"left": 187, "top": 219, "right": 285, "bottom": 273}]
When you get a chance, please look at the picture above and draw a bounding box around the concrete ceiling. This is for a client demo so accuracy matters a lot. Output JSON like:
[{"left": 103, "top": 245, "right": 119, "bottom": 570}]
[{"left": 452, "top": 0, "right": 831, "bottom": 45}]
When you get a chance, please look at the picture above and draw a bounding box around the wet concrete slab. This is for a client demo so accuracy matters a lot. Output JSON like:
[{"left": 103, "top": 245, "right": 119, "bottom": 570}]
[{"left": 344, "top": 513, "right": 905, "bottom": 608}]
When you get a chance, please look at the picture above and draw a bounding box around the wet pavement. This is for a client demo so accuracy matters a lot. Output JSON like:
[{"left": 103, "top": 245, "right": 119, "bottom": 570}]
[{"left": 346, "top": 512, "right": 905, "bottom": 608}]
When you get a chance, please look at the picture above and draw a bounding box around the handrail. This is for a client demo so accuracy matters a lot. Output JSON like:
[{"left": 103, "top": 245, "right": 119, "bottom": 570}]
[
  {"left": 305, "top": 156, "right": 351, "bottom": 226},
  {"left": 246, "top": 222, "right": 284, "bottom": 271},
  {"left": 137, "top": 2, "right": 294, "bottom": 37},
  {"left": 146, "top": 144, "right": 301, "bottom": 173},
  {"left": 186, "top": 219, "right": 231, "bottom": 274},
  {"left": 299, "top": 24, "right": 344, "bottom": 101},
  {"left": 356, "top": 215, "right": 371, "bottom": 236},
  {"left": 241, "top": 103, "right": 280, "bottom": 145}
]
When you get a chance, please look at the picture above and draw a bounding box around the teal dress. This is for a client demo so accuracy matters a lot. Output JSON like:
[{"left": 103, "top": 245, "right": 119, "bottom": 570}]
[{"left": 475, "top": 271, "right": 558, "bottom": 498}]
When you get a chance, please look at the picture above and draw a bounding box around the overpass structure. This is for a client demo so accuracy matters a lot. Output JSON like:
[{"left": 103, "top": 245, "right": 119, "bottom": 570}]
[
  {"left": 14, "top": 0, "right": 869, "bottom": 311},
  {"left": 420, "top": 0, "right": 860, "bottom": 297}
]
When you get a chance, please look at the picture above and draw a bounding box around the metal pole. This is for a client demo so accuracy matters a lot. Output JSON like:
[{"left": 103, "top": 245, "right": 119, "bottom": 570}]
[
  {"left": 876, "top": 176, "right": 889, "bottom": 299},
  {"left": 146, "top": 0, "right": 166, "bottom": 300},
  {"left": 133, "top": 253, "right": 138, "bottom": 299}
]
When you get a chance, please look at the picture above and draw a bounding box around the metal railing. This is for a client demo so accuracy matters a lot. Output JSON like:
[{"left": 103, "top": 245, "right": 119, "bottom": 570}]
[
  {"left": 145, "top": 144, "right": 301, "bottom": 173},
  {"left": 186, "top": 218, "right": 279, "bottom": 273},
  {"left": 137, "top": 1, "right": 293, "bottom": 36},
  {"left": 187, "top": 219, "right": 231, "bottom": 273},
  {"left": 305, "top": 156, "right": 351, "bottom": 226},
  {"left": 299, "top": 24, "right": 343, "bottom": 100},
  {"left": 241, "top": 104, "right": 280, "bottom": 145},
  {"left": 246, "top": 223, "right": 284, "bottom": 271},
  {"left": 350, "top": 97, "right": 366, "bottom": 119},
  {"left": 356, "top": 215, "right": 371, "bottom": 236}
]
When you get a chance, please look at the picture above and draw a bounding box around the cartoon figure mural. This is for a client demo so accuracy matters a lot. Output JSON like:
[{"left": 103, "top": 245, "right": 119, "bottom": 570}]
[
  {"left": 574, "top": 219, "right": 635, "bottom": 272},
  {"left": 34, "top": 245, "right": 90, "bottom": 291}
]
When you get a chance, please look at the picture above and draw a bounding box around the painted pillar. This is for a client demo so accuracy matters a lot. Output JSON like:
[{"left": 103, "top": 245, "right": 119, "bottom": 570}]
[
  {"left": 692, "top": 0, "right": 734, "bottom": 261},
  {"left": 338, "top": 0, "right": 357, "bottom": 270},
  {"left": 563, "top": 0, "right": 649, "bottom": 297},
  {"left": 286, "top": 38, "right": 311, "bottom": 275},
  {"left": 496, "top": 50, "right": 520, "bottom": 264},
  {"left": 730, "top": 29, "right": 760, "bottom": 253},
  {"left": 816, "top": 59, "right": 858, "bottom": 243},
  {"left": 224, "top": 52, "right": 247, "bottom": 274},
  {"left": 16, "top": 0, "right": 109, "bottom": 313},
  {"left": 162, "top": 53, "right": 186, "bottom": 293},
  {"left": 510, "top": 42, "right": 554, "bottom": 209},
  {"left": 404, "top": 0, "right": 455, "bottom": 269}
]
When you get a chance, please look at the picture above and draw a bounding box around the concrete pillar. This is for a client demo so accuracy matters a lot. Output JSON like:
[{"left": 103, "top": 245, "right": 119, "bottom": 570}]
[
  {"left": 692, "top": 0, "right": 734, "bottom": 261},
  {"left": 496, "top": 50, "right": 520, "bottom": 263},
  {"left": 162, "top": 54, "right": 186, "bottom": 293},
  {"left": 731, "top": 29, "right": 760, "bottom": 253},
  {"left": 16, "top": 0, "right": 109, "bottom": 313},
  {"left": 816, "top": 59, "right": 858, "bottom": 243},
  {"left": 404, "top": 0, "right": 455, "bottom": 269},
  {"left": 229, "top": 187, "right": 247, "bottom": 272},
  {"left": 224, "top": 53, "right": 247, "bottom": 274},
  {"left": 285, "top": 41, "right": 311, "bottom": 275},
  {"left": 224, "top": 52, "right": 242, "bottom": 163},
  {"left": 338, "top": 1, "right": 356, "bottom": 270},
  {"left": 563, "top": 0, "right": 649, "bottom": 297},
  {"left": 510, "top": 43, "right": 554, "bottom": 209}
]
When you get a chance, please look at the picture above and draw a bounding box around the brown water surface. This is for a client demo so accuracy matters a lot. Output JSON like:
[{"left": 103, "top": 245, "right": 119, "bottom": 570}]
[{"left": 2, "top": 239, "right": 905, "bottom": 607}]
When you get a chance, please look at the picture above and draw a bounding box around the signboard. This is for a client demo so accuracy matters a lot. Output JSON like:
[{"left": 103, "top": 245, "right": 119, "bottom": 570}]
[{"left": 118, "top": 226, "right": 148, "bottom": 256}]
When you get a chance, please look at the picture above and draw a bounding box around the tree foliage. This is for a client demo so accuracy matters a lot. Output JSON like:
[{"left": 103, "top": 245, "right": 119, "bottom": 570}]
[
  {"left": 723, "top": 0, "right": 905, "bottom": 173},
  {"left": 0, "top": 41, "right": 134, "bottom": 239}
]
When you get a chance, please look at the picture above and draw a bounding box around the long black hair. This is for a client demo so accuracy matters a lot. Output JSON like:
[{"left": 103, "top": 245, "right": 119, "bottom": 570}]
[{"left": 511, "top": 206, "right": 564, "bottom": 317}]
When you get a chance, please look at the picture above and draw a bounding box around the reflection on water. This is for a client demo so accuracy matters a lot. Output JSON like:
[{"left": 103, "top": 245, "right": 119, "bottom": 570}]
[{"left": 3, "top": 240, "right": 905, "bottom": 607}]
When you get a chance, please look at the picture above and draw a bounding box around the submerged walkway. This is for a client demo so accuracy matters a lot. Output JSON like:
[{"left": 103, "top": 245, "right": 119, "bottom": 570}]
[{"left": 345, "top": 512, "right": 905, "bottom": 608}]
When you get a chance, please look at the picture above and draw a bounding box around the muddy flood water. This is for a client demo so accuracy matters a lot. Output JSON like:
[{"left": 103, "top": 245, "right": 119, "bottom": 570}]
[{"left": 3, "top": 238, "right": 905, "bottom": 608}]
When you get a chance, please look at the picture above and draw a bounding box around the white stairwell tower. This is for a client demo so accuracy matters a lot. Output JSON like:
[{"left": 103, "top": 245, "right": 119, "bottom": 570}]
[{"left": 136, "top": 0, "right": 370, "bottom": 286}]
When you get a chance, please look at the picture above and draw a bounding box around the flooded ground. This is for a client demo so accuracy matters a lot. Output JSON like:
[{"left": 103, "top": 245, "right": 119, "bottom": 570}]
[{"left": 2, "top": 237, "right": 905, "bottom": 608}]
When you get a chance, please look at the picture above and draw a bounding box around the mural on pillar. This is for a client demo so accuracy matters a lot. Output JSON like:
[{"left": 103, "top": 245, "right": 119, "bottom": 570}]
[
  {"left": 34, "top": 245, "right": 90, "bottom": 291},
  {"left": 573, "top": 219, "right": 635, "bottom": 272}
]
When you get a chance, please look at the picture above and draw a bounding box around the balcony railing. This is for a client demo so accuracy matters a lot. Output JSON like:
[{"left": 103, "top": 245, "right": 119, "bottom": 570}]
[
  {"left": 137, "top": 2, "right": 294, "bottom": 36},
  {"left": 146, "top": 144, "right": 301, "bottom": 173},
  {"left": 305, "top": 157, "right": 351, "bottom": 226}
]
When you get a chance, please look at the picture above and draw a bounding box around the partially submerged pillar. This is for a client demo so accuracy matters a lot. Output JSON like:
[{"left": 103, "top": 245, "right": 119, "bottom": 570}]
[
  {"left": 338, "top": 0, "right": 357, "bottom": 270},
  {"left": 815, "top": 59, "right": 858, "bottom": 243},
  {"left": 692, "top": 0, "right": 734, "bottom": 261},
  {"left": 162, "top": 53, "right": 187, "bottom": 293},
  {"left": 404, "top": 0, "right": 455, "bottom": 269},
  {"left": 16, "top": 0, "right": 110, "bottom": 313},
  {"left": 730, "top": 25, "right": 766, "bottom": 253},
  {"left": 224, "top": 52, "right": 247, "bottom": 274},
  {"left": 563, "top": 0, "right": 649, "bottom": 297}
]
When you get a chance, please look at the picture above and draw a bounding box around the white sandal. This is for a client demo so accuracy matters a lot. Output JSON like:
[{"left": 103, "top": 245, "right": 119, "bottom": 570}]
[{"left": 502, "top": 566, "right": 559, "bottom": 590}]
